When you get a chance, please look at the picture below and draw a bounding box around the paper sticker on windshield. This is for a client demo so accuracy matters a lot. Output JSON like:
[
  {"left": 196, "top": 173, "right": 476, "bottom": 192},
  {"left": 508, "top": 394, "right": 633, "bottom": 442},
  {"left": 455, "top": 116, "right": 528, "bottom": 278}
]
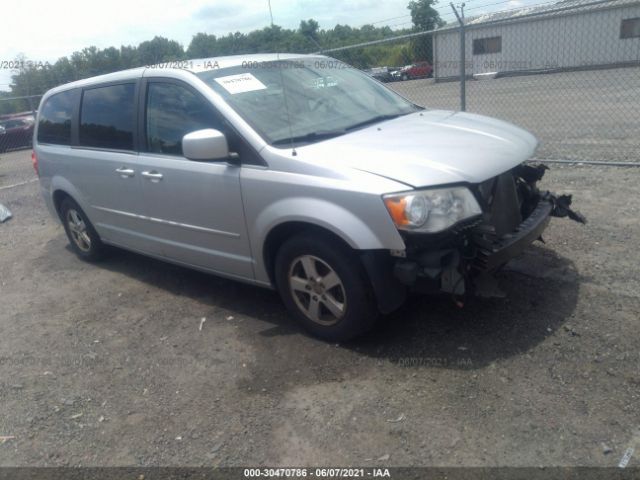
[{"left": 214, "top": 73, "right": 267, "bottom": 94}]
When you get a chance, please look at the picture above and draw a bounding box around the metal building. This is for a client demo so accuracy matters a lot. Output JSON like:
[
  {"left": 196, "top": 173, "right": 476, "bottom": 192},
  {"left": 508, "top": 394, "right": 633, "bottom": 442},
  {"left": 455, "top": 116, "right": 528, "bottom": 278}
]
[{"left": 432, "top": 0, "right": 640, "bottom": 80}]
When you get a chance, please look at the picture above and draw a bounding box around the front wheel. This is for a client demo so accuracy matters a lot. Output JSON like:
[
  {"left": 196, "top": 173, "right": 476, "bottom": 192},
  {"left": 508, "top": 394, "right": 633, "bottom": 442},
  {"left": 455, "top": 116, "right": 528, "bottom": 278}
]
[{"left": 275, "top": 233, "right": 378, "bottom": 341}]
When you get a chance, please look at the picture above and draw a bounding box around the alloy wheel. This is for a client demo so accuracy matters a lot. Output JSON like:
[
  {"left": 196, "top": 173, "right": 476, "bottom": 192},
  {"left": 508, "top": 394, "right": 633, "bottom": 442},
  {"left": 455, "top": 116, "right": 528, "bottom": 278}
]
[
  {"left": 288, "top": 255, "right": 347, "bottom": 326},
  {"left": 66, "top": 209, "right": 91, "bottom": 252}
]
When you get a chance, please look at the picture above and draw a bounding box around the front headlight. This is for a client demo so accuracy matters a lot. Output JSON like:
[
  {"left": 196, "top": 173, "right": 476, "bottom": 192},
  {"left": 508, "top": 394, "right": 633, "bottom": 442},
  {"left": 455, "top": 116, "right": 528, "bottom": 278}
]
[{"left": 383, "top": 186, "right": 482, "bottom": 233}]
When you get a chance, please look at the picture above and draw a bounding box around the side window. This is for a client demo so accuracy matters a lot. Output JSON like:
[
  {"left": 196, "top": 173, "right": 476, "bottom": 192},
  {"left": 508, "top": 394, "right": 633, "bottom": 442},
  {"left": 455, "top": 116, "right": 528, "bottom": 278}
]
[
  {"left": 145, "top": 82, "right": 223, "bottom": 156},
  {"left": 473, "top": 36, "right": 502, "bottom": 55},
  {"left": 37, "top": 90, "right": 75, "bottom": 145},
  {"left": 621, "top": 18, "right": 640, "bottom": 39},
  {"left": 79, "top": 83, "right": 135, "bottom": 150}
]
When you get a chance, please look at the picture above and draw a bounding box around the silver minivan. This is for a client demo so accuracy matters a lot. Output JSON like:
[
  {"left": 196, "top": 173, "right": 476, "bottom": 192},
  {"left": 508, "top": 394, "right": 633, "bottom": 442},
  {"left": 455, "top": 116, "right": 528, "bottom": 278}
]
[{"left": 34, "top": 54, "right": 584, "bottom": 341}]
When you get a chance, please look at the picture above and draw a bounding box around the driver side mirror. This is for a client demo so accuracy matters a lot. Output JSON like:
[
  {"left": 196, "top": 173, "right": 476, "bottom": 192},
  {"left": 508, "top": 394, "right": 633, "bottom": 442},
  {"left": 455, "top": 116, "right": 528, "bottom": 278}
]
[{"left": 182, "top": 129, "right": 230, "bottom": 162}]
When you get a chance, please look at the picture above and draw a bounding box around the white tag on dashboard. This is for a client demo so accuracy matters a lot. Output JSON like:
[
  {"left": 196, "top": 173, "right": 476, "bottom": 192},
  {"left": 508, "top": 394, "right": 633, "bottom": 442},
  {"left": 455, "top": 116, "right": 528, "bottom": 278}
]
[{"left": 214, "top": 73, "right": 267, "bottom": 94}]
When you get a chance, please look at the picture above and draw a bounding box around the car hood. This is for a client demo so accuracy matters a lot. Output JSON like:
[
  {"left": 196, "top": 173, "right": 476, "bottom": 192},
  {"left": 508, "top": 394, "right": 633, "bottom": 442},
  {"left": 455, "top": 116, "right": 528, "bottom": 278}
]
[{"left": 296, "top": 110, "right": 538, "bottom": 187}]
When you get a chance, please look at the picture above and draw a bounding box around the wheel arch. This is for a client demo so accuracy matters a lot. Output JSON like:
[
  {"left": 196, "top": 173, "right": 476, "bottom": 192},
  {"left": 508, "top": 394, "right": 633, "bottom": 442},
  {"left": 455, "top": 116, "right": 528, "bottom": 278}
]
[
  {"left": 52, "top": 189, "right": 73, "bottom": 220},
  {"left": 262, "top": 221, "right": 354, "bottom": 287},
  {"left": 252, "top": 196, "right": 404, "bottom": 283},
  {"left": 49, "top": 176, "right": 91, "bottom": 222},
  {"left": 261, "top": 220, "right": 407, "bottom": 315}
]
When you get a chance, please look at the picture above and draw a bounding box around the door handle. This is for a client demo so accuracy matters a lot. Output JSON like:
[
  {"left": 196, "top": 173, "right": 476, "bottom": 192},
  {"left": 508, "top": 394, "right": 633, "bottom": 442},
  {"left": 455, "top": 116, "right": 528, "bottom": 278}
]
[
  {"left": 141, "top": 170, "right": 163, "bottom": 182},
  {"left": 115, "top": 167, "right": 135, "bottom": 178}
]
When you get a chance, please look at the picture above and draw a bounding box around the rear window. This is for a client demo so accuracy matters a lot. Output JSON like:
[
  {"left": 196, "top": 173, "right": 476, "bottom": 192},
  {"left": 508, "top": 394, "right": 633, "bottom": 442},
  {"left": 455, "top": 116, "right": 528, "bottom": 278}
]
[
  {"left": 79, "top": 83, "right": 135, "bottom": 150},
  {"left": 37, "top": 90, "right": 75, "bottom": 145}
]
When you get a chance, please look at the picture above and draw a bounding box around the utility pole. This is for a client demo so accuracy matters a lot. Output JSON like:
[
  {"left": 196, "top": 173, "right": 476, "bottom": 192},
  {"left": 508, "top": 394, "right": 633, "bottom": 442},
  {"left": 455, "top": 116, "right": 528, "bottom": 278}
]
[
  {"left": 450, "top": 2, "right": 466, "bottom": 111},
  {"left": 268, "top": 0, "right": 274, "bottom": 27},
  {"left": 25, "top": 74, "right": 35, "bottom": 117}
]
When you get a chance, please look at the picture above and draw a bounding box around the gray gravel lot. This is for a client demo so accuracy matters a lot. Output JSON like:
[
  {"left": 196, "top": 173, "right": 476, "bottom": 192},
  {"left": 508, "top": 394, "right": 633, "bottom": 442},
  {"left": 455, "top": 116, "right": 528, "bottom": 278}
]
[
  {"left": 390, "top": 67, "right": 640, "bottom": 163},
  {"left": 0, "top": 147, "right": 639, "bottom": 467}
]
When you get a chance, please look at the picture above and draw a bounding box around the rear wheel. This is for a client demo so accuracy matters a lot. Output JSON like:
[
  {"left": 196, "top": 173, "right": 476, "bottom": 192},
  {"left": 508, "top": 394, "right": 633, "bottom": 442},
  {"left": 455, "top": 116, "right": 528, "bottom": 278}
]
[
  {"left": 275, "top": 233, "right": 378, "bottom": 341},
  {"left": 60, "top": 197, "right": 106, "bottom": 261}
]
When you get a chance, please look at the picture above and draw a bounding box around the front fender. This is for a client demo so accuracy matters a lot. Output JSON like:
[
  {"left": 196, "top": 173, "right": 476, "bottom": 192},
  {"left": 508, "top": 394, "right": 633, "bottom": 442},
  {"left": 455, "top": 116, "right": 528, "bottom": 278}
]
[{"left": 251, "top": 196, "right": 405, "bottom": 283}]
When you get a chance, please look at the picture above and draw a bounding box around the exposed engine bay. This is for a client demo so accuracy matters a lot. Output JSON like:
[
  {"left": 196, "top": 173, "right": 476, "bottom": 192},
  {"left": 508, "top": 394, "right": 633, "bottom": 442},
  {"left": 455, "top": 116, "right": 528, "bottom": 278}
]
[{"left": 391, "top": 163, "right": 586, "bottom": 300}]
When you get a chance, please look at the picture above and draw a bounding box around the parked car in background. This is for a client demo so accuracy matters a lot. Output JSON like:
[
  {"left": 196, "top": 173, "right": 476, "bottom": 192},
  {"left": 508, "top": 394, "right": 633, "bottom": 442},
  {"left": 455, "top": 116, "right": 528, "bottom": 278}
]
[
  {"left": 398, "top": 61, "right": 433, "bottom": 81},
  {"left": 390, "top": 67, "right": 404, "bottom": 81},
  {"left": 0, "top": 117, "right": 35, "bottom": 152},
  {"left": 367, "top": 66, "right": 394, "bottom": 83}
]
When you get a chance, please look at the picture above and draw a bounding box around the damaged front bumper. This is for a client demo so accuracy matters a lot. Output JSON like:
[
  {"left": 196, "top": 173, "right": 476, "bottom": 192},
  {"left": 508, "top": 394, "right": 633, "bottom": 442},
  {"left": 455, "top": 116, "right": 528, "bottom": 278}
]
[
  {"left": 388, "top": 163, "right": 585, "bottom": 299},
  {"left": 474, "top": 196, "right": 551, "bottom": 271}
]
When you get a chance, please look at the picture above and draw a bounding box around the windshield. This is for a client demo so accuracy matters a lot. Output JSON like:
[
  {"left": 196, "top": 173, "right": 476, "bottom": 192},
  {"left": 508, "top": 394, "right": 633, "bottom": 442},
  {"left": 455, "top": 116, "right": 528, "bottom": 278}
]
[{"left": 196, "top": 57, "right": 421, "bottom": 147}]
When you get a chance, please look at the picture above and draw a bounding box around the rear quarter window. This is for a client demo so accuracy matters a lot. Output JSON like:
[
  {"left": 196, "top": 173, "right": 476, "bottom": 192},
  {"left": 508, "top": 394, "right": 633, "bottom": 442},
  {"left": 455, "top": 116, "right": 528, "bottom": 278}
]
[
  {"left": 79, "top": 83, "right": 136, "bottom": 150},
  {"left": 37, "top": 90, "right": 76, "bottom": 145}
]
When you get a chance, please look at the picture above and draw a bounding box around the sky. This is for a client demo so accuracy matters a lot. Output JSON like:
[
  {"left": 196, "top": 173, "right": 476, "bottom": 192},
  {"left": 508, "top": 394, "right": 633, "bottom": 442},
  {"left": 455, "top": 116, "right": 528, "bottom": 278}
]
[{"left": 0, "top": 0, "right": 532, "bottom": 92}]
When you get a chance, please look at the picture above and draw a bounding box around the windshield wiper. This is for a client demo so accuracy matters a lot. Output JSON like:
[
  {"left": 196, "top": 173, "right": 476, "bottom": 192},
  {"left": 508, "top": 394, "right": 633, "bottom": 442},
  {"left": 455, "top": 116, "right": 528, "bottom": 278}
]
[
  {"left": 271, "top": 111, "right": 416, "bottom": 146},
  {"left": 271, "top": 130, "right": 347, "bottom": 146},
  {"left": 344, "top": 113, "right": 405, "bottom": 132}
]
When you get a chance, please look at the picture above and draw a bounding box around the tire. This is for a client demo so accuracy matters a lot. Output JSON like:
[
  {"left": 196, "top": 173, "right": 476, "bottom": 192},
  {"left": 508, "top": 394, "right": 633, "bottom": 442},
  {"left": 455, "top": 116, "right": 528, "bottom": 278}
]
[
  {"left": 402, "top": 74, "right": 408, "bottom": 81},
  {"left": 274, "top": 233, "right": 378, "bottom": 341},
  {"left": 60, "top": 197, "right": 106, "bottom": 261}
]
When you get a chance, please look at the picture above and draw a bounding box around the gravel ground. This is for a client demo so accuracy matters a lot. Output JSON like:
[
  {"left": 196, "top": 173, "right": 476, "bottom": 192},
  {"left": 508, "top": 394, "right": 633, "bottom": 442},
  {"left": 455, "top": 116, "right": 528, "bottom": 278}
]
[
  {"left": 389, "top": 67, "right": 640, "bottom": 163},
  {"left": 0, "top": 148, "right": 639, "bottom": 468}
]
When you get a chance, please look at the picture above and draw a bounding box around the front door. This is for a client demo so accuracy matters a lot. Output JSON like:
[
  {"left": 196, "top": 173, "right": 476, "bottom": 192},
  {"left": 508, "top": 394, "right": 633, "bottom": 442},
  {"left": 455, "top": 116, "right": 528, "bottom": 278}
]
[{"left": 135, "top": 79, "right": 254, "bottom": 279}]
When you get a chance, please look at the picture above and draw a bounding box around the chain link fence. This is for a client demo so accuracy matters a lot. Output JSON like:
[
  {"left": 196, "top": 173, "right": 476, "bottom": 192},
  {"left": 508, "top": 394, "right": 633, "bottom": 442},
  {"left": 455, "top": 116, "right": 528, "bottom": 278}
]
[
  {"left": 0, "top": 0, "right": 638, "bottom": 161},
  {"left": 326, "top": 0, "right": 640, "bottom": 162},
  {"left": 0, "top": 95, "right": 39, "bottom": 154}
]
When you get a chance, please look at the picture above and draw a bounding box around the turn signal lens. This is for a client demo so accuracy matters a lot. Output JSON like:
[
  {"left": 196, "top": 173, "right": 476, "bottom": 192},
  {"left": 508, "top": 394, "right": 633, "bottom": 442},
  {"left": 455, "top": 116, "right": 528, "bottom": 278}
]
[{"left": 384, "top": 196, "right": 409, "bottom": 226}]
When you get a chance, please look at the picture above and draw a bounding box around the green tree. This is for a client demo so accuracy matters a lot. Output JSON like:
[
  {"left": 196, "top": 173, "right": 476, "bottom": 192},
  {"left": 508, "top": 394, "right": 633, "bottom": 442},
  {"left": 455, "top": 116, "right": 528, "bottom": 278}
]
[
  {"left": 299, "top": 19, "right": 320, "bottom": 42},
  {"left": 187, "top": 33, "right": 219, "bottom": 58},
  {"left": 407, "top": 0, "right": 445, "bottom": 64},
  {"left": 408, "top": 0, "right": 445, "bottom": 31},
  {"left": 136, "top": 36, "right": 184, "bottom": 65},
  {"left": 2, "top": 18, "right": 423, "bottom": 115}
]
